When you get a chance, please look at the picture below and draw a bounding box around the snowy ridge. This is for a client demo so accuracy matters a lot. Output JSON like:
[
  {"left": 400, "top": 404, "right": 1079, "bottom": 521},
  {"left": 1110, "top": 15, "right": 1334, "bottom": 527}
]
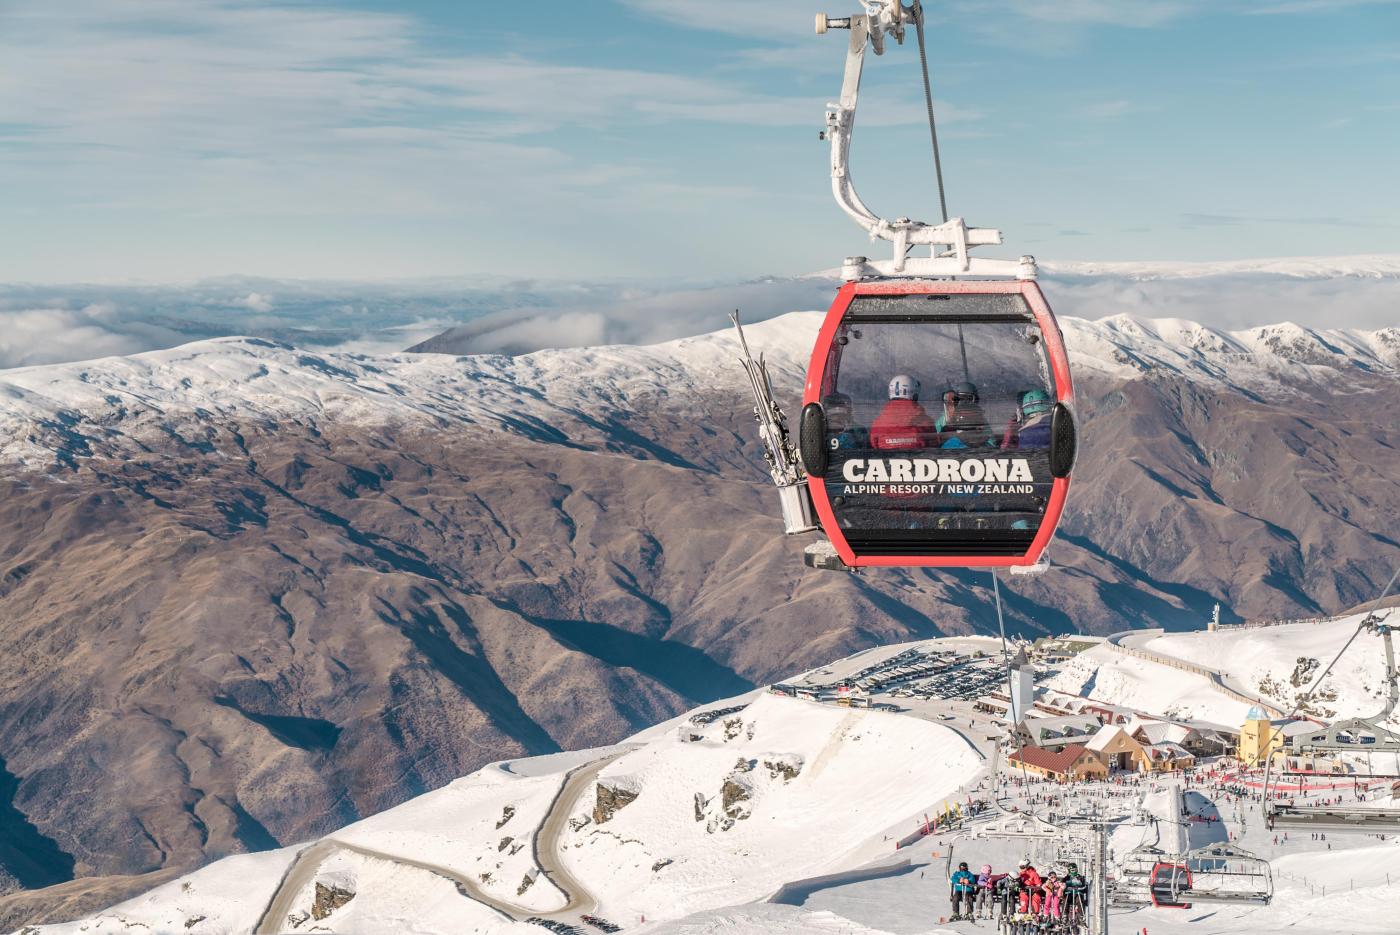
[
  {"left": 22, "top": 622, "right": 1400, "bottom": 935},
  {"left": 0, "top": 312, "right": 1395, "bottom": 471}
]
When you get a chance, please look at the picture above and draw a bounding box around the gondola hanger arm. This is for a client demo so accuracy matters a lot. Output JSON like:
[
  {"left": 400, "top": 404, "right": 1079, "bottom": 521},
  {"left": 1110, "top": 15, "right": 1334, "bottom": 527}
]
[{"left": 818, "top": 2, "right": 1036, "bottom": 282}]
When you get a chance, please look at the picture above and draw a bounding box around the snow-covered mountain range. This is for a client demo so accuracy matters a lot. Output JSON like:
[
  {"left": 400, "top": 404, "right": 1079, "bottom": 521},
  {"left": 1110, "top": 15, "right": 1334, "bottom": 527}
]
[
  {"left": 2, "top": 312, "right": 1396, "bottom": 470},
  {"left": 0, "top": 311, "right": 1396, "bottom": 927}
]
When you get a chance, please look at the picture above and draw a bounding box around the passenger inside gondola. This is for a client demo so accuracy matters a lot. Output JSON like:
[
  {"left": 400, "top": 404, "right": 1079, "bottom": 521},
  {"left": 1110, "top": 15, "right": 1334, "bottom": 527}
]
[
  {"left": 1000, "top": 388, "right": 1054, "bottom": 449},
  {"left": 935, "top": 381, "right": 994, "bottom": 449},
  {"left": 823, "top": 392, "right": 868, "bottom": 450},
  {"left": 869, "top": 373, "right": 937, "bottom": 450},
  {"left": 817, "top": 311, "right": 1059, "bottom": 537}
]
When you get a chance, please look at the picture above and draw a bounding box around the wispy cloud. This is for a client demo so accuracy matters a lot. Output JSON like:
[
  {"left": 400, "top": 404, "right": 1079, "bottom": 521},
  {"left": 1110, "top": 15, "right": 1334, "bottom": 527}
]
[
  {"left": 1181, "top": 213, "right": 1394, "bottom": 229},
  {"left": 1082, "top": 99, "right": 1160, "bottom": 118},
  {"left": 1247, "top": 0, "right": 1400, "bottom": 13},
  {"left": 0, "top": 278, "right": 633, "bottom": 369},
  {"left": 0, "top": 0, "right": 888, "bottom": 233}
]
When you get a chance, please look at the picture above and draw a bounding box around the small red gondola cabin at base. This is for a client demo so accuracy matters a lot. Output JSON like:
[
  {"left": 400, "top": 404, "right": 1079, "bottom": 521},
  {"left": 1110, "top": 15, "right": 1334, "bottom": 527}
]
[
  {"left": 797, "top": 279, "right": 1076, "bottom": 568},
  {"left": 1149, "top": 862, "right": 1193, "bottom": 909}
]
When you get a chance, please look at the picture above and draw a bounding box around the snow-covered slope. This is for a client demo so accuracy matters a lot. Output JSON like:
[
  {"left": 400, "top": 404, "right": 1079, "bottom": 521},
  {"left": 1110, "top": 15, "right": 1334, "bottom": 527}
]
[
  {"left": 1046, "top": 642, "right": 1254, "bottom": 725},
  {"left": 1143, "top": 613, "right": 1400, "bottom": 726},
  {"left": 1047, "top": 612, "right": 1399, "bottom": 728},
  {"left": 555, "top": 694, "right": 980, "bottom": 922},
  {"left": 22, "top": 693, "right": 981, "bottom": 934},
  {"left": 1, "top": 312, "right": 1396, "bottom": 471}
]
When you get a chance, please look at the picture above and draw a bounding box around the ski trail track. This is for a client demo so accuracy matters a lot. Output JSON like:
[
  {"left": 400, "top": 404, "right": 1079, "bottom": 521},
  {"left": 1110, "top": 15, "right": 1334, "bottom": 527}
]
[{"left": 253, "top": 749, "right": 627, "bottom": 932}]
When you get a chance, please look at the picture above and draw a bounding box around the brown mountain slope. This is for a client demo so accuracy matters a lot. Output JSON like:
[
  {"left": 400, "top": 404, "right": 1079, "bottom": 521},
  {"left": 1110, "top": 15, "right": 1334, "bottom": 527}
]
[{"left": 0, "top": 314, "right": 1396, "bottom": 925}]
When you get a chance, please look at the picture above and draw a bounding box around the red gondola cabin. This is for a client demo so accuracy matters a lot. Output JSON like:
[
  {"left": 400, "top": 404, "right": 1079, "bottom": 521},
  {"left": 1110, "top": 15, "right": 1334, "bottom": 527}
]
[{"left": 798, "top": 279, "right": 1076, "bottom": 568}]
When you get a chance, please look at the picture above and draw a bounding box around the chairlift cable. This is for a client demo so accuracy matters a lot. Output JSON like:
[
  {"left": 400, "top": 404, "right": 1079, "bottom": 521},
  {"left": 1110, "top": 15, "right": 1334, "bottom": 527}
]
[{"left": 911, "top": 1, "right": 949, "bottom": 224}]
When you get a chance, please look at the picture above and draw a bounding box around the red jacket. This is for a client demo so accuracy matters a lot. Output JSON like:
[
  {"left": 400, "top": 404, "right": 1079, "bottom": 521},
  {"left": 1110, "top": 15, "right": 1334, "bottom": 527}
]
[
  {"left": 1019, "top": 867, "right": 1043, "bottom": 890},
  {"left": 870, "top": 399, "right": 937, "bottom": 450}
]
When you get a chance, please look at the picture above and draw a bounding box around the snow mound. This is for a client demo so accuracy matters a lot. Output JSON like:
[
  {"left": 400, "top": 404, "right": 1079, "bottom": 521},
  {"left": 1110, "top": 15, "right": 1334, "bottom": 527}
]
[
  {"left": 23, "top": 848, "right": 299, "bottom": 935},
  {"left": 558, "top": 693, "right": 982, "bottom": 925},
  {"left": 1046, "top": 642, "right": 1253, "bottom": 725}
]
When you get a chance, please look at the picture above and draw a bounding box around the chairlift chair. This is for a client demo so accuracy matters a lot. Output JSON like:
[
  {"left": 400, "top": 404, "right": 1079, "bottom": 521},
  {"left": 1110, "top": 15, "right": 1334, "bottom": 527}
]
[{"left": 1178, "top": 842, "right": 1273, "bottom": 905}]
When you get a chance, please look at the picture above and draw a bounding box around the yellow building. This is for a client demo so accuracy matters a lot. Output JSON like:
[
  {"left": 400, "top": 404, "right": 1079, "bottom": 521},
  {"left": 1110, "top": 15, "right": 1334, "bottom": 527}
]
[{"left": 1238, "top": 706, "right": 1284, "bottom": 767}]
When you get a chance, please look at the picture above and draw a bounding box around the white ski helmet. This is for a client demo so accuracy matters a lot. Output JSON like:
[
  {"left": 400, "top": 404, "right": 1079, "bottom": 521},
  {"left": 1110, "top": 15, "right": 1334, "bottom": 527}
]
[
  {"left": 1018, "top": 858, "right": 1031, "bottom": 869},
  {"left": 888, "top": 373, "right": 919, "bottom": 401}
]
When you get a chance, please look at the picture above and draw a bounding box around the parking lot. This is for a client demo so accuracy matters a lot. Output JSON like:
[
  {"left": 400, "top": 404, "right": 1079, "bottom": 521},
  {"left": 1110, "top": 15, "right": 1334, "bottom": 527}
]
[{"left": 885, "top": 658, "right": 1008, "bottom": 702}]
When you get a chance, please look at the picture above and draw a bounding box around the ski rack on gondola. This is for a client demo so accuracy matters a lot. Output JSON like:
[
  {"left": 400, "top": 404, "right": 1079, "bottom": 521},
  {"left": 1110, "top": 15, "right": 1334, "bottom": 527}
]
[{"left": 730, "top": 311, "right": 819, "bottom": 536}]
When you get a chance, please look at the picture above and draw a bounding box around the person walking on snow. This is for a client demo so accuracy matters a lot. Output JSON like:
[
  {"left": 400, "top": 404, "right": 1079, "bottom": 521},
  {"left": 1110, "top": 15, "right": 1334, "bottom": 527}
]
[{"left": 949, "top": 861, "right": 977, "bottom": 921}]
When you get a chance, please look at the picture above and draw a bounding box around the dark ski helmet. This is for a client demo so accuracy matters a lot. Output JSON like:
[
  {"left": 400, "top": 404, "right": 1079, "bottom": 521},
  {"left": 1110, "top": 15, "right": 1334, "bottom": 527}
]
[{"left": 952, "top": 381, "right": 979, "bottom": 402}]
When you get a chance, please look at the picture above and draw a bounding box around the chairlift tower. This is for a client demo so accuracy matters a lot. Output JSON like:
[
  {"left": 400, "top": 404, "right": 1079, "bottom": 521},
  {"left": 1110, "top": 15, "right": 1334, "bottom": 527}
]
[{"left": 1009, "top": 645, "right": 1034, "bottom": 724}]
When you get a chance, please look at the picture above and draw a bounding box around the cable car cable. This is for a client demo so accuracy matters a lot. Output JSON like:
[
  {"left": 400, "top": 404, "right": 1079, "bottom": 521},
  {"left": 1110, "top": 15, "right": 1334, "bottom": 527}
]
[
  {"left": 957, "top": 323, "right": 970, "bottom": 382},
  {"left": 911, "top": 0, "right": 949, "bottom": 224}
]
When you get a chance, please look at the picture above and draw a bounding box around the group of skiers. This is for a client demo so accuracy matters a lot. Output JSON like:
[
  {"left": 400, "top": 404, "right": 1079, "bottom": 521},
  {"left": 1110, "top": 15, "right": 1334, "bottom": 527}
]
[
  {"left": 826, "top": 376, "right": 1054, "bottom": 453},
  {"left": 948, "top": 859, "right": 1089, "bottom": 924}
]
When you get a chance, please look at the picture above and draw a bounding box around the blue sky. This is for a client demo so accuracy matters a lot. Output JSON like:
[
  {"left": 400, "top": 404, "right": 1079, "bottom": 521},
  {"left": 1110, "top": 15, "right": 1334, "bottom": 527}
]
[{"left": 1, "top": 0, "right": 1397, "bottom": 283}]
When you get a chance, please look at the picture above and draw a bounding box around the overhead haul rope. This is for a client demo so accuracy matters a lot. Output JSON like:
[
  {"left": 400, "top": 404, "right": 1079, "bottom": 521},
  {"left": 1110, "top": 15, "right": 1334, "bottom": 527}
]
[
  {"left": 911, "top": 1, "right": 968, "bottom": 381},
  {"left": 911, "top": 0, "right": 949, "bottom": 224},
  {"left": 1259, "top": 563, "right": 1400, "bottom": 805}
]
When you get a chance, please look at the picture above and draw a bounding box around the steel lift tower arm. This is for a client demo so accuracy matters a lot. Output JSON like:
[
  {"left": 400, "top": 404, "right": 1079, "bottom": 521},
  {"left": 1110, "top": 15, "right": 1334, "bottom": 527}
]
[{"left": 816, "top": 2, "right": 1035, "bottom": 282}]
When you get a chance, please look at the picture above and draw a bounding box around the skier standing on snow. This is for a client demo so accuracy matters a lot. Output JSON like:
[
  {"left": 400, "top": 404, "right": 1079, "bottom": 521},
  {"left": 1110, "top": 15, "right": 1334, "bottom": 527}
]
[{"left": 949, "top": 861, "right": 977, "bottom": 921}]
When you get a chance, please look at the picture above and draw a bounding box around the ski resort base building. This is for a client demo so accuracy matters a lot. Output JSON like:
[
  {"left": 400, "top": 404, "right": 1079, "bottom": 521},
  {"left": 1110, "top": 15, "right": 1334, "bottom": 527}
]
[
  {"left": 1238, "top": 707, "right": 1315, "bottom": 767},
  {"left": 1008, "top": 722, "right": 1206, "bottom": 781}
]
